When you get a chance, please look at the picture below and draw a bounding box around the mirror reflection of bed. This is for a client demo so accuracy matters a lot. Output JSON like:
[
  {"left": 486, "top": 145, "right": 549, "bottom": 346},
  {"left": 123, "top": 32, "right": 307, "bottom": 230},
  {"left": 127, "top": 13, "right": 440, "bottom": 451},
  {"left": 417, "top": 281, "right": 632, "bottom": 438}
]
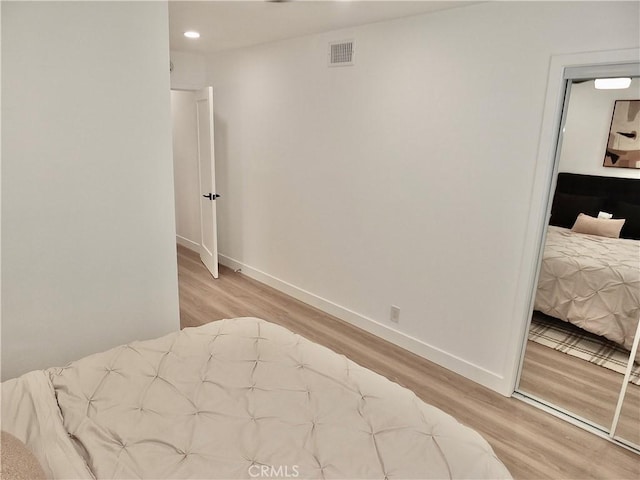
[
  {"left": 517, "top": 76, "right": 640, "bottom": 449},
  {"left": 519, "top": 174, "right": 640, "bottom": 440}
]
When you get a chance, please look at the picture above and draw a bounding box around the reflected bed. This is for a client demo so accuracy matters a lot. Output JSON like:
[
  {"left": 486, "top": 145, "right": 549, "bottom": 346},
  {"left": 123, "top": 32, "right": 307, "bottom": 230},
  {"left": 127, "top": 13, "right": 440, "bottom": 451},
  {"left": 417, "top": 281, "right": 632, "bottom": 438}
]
[
  {"left": 534, "top": 225, "right": 640, "bottom": 355},
  {"left": 534, "top": 172, "right": 640, "bottom": 358}
]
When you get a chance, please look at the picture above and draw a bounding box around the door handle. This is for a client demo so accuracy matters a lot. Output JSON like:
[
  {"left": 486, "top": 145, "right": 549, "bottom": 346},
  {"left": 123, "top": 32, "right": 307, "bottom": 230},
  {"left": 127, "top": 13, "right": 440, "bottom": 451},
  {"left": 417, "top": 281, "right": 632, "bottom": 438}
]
[{"left": 202, "top": 193, "right": 221, "bottom": 200}]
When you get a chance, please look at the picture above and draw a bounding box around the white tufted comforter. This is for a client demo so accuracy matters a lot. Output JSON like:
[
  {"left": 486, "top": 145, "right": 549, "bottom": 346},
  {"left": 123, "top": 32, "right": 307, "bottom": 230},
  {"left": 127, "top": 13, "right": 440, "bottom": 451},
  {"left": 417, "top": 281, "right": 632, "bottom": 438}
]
[
  {"left": 535, "top": 226, "right": 640, "bottom": 355},
  {"left": 2, "top": 318, "right": 511, "bottom": 479}
]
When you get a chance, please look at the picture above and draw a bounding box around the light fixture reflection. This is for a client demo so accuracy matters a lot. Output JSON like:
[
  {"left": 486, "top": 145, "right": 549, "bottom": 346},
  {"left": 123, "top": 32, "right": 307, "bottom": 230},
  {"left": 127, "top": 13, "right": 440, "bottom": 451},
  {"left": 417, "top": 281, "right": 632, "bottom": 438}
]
[
  {"left": 594, "top": 78, "right": 632, "bottom": 90},
  {"left": 184, "top": 31, "right": 200, "bottom": 39}
]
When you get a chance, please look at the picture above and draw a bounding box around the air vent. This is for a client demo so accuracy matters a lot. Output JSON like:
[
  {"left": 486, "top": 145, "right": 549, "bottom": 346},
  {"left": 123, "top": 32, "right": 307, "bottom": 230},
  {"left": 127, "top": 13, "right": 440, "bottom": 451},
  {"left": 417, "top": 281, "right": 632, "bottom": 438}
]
[{"left": 328, "top": 40, "right": 355, "bottom": 67}]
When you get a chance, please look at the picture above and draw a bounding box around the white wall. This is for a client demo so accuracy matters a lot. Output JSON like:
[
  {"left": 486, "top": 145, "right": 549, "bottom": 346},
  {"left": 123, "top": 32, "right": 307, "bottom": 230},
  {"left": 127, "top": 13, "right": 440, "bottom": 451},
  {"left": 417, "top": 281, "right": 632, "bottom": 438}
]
[
  {"left": 1, "top": 2, "right": 180, "bottom": 380},
  {"left": 559, "top": 78, "right": 640, "bottom": 178},
  {"left": 170, "top": 50, "right": 206, "bottom": 90},
  {"left": 171, "top": 90, "right": 202, "bottom": 251},
  {"left": 206, "top": 1, "right": 639, "bottom": 394}
]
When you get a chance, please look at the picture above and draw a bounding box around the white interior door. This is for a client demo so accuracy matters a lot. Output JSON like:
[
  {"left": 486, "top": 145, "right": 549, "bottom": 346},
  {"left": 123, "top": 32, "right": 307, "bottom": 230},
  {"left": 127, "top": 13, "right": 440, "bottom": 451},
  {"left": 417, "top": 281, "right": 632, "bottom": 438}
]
[{"left": 196, "top": 87, "right": 219, "bottom": 279}]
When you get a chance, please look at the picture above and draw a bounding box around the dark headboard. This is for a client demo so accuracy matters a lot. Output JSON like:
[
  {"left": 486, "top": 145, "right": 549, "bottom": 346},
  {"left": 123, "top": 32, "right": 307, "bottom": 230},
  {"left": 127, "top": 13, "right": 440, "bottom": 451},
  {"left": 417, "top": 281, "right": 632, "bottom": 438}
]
[{"left": 550, "top": 172, "right": 640, "bottom": 240}]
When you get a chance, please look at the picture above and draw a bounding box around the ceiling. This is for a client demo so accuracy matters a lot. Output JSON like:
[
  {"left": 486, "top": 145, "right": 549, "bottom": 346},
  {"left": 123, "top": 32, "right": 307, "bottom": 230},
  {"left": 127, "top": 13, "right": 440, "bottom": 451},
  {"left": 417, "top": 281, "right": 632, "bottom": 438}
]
[{"left": 169, "top": 1, "right": 477, "bottom": 54}]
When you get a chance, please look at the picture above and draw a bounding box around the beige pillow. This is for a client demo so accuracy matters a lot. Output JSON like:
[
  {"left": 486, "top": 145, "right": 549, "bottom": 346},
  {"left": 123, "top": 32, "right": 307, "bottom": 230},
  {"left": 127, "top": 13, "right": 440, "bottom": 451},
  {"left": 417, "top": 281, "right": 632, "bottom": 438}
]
[
  {"left": 0, "top": 431, "right": 46, "bottom": 480},
  {"left": 571, "top": 213, "right": 625, "bottom": 238}
]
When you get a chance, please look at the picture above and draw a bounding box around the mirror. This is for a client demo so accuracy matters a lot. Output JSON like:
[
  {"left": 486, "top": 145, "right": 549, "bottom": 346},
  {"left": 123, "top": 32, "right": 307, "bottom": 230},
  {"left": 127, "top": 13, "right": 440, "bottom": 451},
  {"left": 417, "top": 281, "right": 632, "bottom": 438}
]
[
  {"left": 518, "top": 75, "right": 640, "bottom": 437},
  {"left": 613, "top": 319, "right": 640, "bottom": 448},
  {"left": 614, "top": 364, "right": 640, "bottom": 448}
]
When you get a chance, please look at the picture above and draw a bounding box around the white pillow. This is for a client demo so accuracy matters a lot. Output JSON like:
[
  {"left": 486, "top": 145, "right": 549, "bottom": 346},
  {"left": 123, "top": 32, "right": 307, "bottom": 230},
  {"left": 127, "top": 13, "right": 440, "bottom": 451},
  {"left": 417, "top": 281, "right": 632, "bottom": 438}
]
[{"left": 571, "top": 213, "right": 625, "bottom": 238}]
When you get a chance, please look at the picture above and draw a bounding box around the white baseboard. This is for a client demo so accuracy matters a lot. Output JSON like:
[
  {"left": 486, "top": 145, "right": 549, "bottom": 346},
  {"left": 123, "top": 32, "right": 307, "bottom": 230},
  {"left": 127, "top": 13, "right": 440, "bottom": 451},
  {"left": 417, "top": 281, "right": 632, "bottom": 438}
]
[
  {"left": 177, "top": 235, "right": 200, "bottom": 252},
  {"left": 218, "top": 253, "right": 509, "bottom": 395}
]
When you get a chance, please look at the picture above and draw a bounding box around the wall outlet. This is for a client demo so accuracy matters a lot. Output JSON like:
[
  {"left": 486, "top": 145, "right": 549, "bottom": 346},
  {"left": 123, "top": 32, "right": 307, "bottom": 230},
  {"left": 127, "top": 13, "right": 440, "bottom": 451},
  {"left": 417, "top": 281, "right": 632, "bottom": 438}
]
[{"left": 390, "top": 305, "right": 400, "bottom": 323}]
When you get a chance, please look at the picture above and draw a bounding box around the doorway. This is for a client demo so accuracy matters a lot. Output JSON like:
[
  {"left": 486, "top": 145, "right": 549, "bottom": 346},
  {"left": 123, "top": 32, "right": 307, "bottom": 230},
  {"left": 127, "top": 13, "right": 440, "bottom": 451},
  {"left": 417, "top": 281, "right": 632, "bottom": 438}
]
[{"left": 171, "top": 90, "right": 201, "bottom": 252}]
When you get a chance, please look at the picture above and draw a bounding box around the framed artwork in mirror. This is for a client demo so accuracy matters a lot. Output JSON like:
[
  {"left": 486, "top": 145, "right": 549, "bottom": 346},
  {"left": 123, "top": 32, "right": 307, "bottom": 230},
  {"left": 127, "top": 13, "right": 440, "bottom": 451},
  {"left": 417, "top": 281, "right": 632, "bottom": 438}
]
[{"left": 604, "top": 99, "right": 640, "bottom": 169}]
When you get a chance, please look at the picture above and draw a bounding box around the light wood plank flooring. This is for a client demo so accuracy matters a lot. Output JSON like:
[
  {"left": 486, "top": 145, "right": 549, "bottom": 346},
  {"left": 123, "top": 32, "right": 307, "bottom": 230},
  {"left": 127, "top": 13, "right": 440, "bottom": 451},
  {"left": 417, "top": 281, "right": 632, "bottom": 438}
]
[
  {"left": 177, "top": 245, "right": 639, "bottom": 479},
  {"left": 520, "top": 339, "right": 640, "bottom": 447}
]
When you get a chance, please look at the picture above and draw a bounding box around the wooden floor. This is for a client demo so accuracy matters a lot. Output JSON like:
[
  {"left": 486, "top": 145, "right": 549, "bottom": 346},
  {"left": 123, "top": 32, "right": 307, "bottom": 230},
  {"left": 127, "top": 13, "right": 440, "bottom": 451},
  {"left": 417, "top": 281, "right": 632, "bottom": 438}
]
[
  {"left": 177, "top": 245, "right": 639, "bottom": 479},
  {"left": 520, "top": 339, "right": 640, "bottom": 446}
]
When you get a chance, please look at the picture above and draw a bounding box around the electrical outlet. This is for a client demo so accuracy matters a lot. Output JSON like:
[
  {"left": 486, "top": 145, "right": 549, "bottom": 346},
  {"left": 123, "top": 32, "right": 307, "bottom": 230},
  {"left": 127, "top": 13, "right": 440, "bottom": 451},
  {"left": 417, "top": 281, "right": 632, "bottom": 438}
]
[{"left": 390, "top": 305, "right": 400, "bottom": 323}]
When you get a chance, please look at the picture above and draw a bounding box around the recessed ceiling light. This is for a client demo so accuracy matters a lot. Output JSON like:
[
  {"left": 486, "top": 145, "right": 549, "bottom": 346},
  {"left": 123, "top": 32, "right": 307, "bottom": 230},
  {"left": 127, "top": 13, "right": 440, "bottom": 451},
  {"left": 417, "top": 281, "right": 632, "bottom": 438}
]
[
  {"left": 184, "top": 31, "right": 200, "bottom": 39},
  {"left": 594, "top": 78, "right": 632, "bottom": 90}
]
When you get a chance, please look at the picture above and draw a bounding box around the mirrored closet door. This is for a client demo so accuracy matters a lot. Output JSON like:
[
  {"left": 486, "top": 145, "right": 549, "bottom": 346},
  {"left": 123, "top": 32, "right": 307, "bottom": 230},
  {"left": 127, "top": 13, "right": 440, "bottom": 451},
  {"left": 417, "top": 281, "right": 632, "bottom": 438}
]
[
  {"left": 615, "top": 383, "right": 640, "bottom": 446},
  {"left": 517, "top": 67, "right": 640, "bottom": 451},
  {"left": 613, "top": 319, "right": 640, "bottom": 446}
]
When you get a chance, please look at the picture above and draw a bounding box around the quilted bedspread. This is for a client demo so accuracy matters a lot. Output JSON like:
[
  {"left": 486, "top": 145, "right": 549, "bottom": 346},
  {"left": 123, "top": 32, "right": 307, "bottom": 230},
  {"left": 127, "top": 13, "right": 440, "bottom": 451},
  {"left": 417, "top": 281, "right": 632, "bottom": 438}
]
[
  {"left": 2, "top": 318, "right": 511, "bottom": 479},
  {"left": 535, "top": 226, "right": 640, "bottom": 354}
]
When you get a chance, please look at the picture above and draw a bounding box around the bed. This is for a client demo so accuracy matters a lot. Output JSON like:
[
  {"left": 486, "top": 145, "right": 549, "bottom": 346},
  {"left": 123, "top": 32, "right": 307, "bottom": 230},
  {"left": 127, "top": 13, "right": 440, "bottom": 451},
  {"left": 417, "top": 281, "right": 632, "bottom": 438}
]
[
  {"left": 534, "top": 225, "right": 640, "bottom": 353},
  {"left": 534, "top": 173, "right": 640, "bottom": 356},
  {"left": 1, "top": 317, "right": 511, "bottom": 479}
]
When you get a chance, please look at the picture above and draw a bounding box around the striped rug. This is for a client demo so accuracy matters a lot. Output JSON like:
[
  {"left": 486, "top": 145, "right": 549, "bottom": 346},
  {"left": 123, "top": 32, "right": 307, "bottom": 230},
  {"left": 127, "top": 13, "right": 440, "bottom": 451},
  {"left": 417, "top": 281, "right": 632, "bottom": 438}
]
[{"left": 529, "top": 313, "right": 640, "bottom": 386}]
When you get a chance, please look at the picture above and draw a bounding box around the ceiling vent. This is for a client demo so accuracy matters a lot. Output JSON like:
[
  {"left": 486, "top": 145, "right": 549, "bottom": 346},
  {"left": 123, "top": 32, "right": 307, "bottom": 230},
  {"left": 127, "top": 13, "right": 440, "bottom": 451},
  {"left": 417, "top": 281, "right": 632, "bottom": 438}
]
[{"left": 328, "top": 40, "right": 355, "bottom": 67}]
